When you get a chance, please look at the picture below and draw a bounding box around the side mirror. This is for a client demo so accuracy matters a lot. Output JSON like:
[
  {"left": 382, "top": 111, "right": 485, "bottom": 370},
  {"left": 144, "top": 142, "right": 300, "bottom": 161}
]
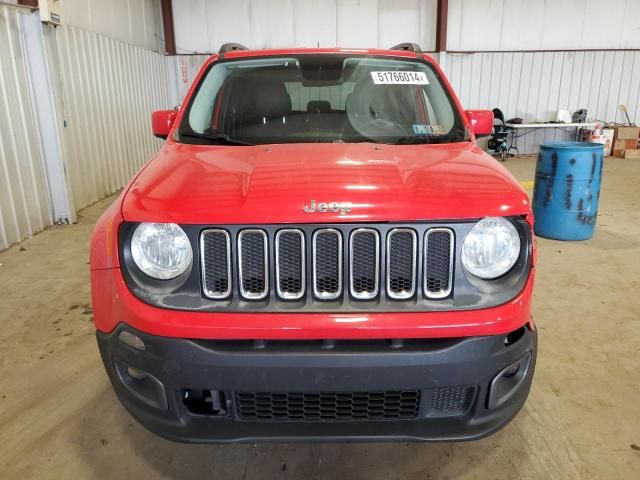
[
  {"left": 151, "top": 110, "right": 178, "bottom": 139},
  {"left": 465, "top": 110, "right": 494, "bottom": 138}
]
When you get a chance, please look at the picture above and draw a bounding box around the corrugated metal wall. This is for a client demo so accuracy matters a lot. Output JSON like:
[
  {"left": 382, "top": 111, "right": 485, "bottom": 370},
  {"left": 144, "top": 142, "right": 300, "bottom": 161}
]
[
  {"left": 55, "top": 25, "right": 172, "bottom": 211},
  {"left": 442, "top": 50, "right": 640, "bottom": 153},
  {"left": 60, "top": 0, "right": 161, "bottom": 51},
  {"left": 0, "top": 5, "right": 52, "bottom": 250}
]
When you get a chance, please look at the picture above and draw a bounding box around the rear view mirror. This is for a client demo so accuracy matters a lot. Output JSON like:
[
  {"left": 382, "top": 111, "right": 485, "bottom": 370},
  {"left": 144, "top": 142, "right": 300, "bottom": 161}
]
[
  {"left": 465, "top": 110, "right": 494, "bottom": 138},
  {"left": 151, "top": 110, "right": 178, "bottom": 139}
]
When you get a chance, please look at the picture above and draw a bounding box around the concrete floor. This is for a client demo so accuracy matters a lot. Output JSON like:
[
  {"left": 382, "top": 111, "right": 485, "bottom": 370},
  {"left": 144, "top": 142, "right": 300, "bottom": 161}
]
[{"left": 0, "top": 156, "right": 638, "bottom": 479}]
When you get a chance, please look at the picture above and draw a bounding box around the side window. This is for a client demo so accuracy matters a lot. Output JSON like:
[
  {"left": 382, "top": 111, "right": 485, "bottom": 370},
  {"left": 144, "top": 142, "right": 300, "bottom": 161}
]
[
  {"left": 188, "top": 65, "right": 228, "bottom": 133},
  {"left": 421, "top": 89, "right": 436, "bottom": 124},
  {"left": 421, "top": 69, "right": 455, "bottom": 132}
]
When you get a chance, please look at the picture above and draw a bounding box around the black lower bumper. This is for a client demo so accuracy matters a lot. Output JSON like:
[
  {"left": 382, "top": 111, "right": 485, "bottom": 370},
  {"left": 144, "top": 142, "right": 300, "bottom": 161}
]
[{"left": 96, "top": 324, "right": 537, "bottom": 443}]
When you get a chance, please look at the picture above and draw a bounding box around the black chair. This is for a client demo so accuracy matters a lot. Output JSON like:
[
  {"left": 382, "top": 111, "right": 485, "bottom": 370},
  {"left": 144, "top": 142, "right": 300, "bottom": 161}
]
[{"left": 487, "top": 108, "right": 518, "bottom": 161}]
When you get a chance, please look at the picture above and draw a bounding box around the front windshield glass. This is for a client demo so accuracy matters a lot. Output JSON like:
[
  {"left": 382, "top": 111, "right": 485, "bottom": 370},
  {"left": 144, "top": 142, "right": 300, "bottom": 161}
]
[{"left": 178, "top": 54, "right": 466, "bottom": 145}]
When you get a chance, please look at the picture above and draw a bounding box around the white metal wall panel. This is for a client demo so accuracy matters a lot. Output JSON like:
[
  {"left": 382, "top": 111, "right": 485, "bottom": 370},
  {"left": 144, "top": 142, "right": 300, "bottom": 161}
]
[
  {"left": 0, "top": 5, "right": 52, "bottom": 250},
  {"left": 171, "top": 0, "right": 437, "bottom": 53},
  {"left": 59, "top": 0, "right": 161, "bottom": 51},
  {"left": 55, "top": 25, "right": 171, "bottom": 211},
  {"left": 448, "top": 0, "right": 640, "bottom": 51},
  {"left": 442, "top": 50, "right": 640, "bottom": 153}
]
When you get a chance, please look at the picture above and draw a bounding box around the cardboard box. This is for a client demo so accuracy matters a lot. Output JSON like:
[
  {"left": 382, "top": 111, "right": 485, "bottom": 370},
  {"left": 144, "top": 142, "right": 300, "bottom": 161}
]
[
  {"left": 625, "top": 149, "right": 640, "bottom": 159},
  {"left": 601, "top": 128, "right": 615, "bottom": 156},
  {"left": 624, "top": 139, "right": 637, "bottom": 149},
  {"left": 613, "top": 139, "right": 626, "bottom": 157},
  {"left": 615, "top": 126, "right": 640, "bottom": 140}
]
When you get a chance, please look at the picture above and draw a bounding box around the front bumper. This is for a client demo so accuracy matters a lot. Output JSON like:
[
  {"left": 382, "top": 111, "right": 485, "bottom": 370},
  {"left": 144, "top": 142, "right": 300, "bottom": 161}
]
[{"left": 97, "top": 323, "right": 537, "bottom": 443}]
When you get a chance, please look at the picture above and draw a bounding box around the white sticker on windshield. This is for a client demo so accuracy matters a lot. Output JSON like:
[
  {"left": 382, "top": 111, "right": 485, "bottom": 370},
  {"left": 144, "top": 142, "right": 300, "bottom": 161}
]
[{"left": 371, "top": 71, "right": 429, "bottom": 85}]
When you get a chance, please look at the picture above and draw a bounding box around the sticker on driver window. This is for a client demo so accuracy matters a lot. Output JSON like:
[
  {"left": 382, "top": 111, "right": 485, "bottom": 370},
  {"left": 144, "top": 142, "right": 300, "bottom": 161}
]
[{"left": 371, "top": 71, "right": 429, "bottom": 85}]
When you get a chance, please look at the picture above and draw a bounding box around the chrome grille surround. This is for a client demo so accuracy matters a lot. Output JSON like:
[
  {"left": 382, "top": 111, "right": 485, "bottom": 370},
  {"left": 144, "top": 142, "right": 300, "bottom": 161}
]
[
  {"left": 349, "top": 228, "right": 380, "bottom": 300},
  {"left": 275, "top": 229, "right": 306, "bottom": 300},
  {"left": 312, "top": 228, "right": 343, "bottom": 300},
  {"left": 238, "top": 229, "right": 269, "bottom": 300},
  {"left": 424, "top": 228, "right": 454, "bottom": 299},
  {"left": 386, "top": 228, "right": 418, "bottom": 300},
  {"left": 200, "top": 229, "right": 232, "bottom": 299}
]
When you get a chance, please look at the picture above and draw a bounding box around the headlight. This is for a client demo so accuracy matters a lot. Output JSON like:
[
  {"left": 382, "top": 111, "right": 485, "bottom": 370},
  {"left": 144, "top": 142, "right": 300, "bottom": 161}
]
[
  {"left": 461, "top": 217, "right": 520, "bottom": 279},
  {"left": 131, "top": 223, "right": 192, "bottom": 279}
]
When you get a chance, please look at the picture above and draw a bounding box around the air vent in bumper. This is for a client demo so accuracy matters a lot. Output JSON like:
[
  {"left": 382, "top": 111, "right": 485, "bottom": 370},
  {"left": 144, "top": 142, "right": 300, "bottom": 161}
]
[{"left": 235, "top": 390, "right": 421, "bottom": 421}]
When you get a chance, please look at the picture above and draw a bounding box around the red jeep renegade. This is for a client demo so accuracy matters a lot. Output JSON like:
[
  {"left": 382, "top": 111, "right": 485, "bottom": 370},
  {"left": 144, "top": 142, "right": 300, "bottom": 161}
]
[{"left": 90, "top": 43, "right": 537, "bottom": 442}]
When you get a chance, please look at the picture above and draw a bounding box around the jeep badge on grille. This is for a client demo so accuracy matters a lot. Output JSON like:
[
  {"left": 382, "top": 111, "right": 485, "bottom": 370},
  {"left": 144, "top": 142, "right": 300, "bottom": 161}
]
[{"left": 303, "top": 200, "right": 352, "bottom": 214}]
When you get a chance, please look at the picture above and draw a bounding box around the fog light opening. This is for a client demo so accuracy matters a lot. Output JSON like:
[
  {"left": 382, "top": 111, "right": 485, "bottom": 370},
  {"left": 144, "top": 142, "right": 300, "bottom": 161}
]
[
  {"left": 118, "top": 331, "right": 146, "bottom": 351},
  {"left": 487, "top": 352, "right": 532, "bottom": 410},
  {"left": 113, "top": 358, "right": 168, "bottom": 410},
  {"left": 502, "top": 364, "right": 520, "bottom": 378},
  {"left": 127, "top": 366, "right": 148, "bottom": 380}
]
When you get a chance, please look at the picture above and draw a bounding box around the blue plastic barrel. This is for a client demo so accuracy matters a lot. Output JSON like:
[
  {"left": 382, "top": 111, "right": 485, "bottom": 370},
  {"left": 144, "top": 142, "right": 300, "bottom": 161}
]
[{"left": 532, "top": 142, "right": 604, "bottom": 240}]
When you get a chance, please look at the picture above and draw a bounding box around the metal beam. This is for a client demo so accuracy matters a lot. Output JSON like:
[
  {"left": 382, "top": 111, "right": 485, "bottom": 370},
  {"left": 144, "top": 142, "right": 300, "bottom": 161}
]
[{"left": 435, "top": 0, "right": 448, "bottom": 52}]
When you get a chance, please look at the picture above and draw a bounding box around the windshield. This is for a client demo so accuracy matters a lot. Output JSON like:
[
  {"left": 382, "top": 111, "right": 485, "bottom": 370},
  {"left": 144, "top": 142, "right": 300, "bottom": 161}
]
[{"left": 178, "top": 54, "right": 467, "bottom": 145}]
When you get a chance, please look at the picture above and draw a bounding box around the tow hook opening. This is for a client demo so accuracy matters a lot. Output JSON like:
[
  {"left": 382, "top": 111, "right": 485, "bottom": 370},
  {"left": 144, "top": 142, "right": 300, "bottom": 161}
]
[
  {"left": 182, "top": 389, "right": 232, "bottom": 416},
  {"left": 487, "top": 352, "right": 532, "bottom": 410}
]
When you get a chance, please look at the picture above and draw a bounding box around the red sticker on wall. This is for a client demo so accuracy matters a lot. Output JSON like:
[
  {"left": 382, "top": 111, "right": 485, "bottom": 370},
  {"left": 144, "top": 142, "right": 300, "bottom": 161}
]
[{"left": 181, "top": 63, "right": 188, "bottom": 83}]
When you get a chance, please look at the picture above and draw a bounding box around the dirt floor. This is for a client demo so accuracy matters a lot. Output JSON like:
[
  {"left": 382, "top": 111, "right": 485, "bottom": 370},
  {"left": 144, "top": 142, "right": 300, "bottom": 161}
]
[{"left": 0, "top": 156, "right": 638, "bottom": 479}]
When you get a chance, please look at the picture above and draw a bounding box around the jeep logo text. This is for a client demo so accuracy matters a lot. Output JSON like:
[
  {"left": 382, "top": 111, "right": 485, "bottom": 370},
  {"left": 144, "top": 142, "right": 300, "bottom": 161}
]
[{"left": 303, "top": 200, "right": 352, "bottom": 215}]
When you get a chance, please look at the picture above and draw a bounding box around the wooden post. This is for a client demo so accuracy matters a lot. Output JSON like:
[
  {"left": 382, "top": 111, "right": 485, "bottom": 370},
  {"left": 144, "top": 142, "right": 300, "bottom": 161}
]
[
  {"left": 160, "top": 0, "right": 177, "bottom": 55},
  {"left": 435, "top": 0, "right": 448, "bottom": 52}
]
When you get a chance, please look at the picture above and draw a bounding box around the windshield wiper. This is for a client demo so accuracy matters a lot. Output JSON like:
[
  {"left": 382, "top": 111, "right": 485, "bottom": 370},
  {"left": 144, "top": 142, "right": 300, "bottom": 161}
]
[{"left": 179, "top": 131, "right": 254, "bottom": 146}]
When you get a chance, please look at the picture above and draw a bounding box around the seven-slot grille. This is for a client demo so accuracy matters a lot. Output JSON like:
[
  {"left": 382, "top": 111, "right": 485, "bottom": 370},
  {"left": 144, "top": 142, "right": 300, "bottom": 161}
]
[
  {"left": 235, "top": 390, "right": 421, "bottom": 421},
  {"left": 200, "top": 226, "right": 454, "bottom": 302}
]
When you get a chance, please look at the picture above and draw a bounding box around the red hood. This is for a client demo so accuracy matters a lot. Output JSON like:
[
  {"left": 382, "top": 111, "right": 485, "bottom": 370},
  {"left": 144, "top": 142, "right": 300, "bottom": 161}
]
[{"left": 122, "top": 142, "right": 530, "bottom": 224}]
